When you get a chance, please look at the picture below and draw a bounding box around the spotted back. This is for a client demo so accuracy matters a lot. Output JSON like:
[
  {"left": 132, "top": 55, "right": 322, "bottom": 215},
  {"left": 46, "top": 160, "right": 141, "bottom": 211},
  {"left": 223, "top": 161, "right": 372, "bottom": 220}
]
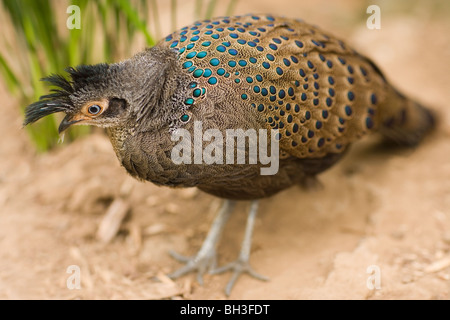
[{"left": 157, "top": 14, "right": 388, "bottom": 158}]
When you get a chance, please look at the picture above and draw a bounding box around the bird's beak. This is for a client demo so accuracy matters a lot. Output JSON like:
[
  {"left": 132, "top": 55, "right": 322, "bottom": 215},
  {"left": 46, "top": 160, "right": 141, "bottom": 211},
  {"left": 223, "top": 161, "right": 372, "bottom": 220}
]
[{"left": 58, "top": 115, "right": 82, "bottom": 134}]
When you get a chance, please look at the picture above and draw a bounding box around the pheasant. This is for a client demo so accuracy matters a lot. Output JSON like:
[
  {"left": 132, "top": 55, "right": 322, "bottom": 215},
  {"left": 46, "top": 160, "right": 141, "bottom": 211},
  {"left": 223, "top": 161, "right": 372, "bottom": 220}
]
[{"left": 24, "top": 14, "right": 435, "bottom": 295}]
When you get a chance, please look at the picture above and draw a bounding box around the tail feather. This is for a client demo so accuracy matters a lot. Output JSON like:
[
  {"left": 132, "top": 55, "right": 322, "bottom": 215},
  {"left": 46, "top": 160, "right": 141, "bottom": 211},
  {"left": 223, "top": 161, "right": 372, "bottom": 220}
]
[{"left": 378, "top": 89, "right": 436, "bottom": 146}]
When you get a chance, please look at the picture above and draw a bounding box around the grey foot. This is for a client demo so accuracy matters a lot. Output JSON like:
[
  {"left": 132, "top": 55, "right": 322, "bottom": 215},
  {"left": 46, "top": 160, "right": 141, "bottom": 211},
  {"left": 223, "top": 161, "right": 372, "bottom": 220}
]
[
  {"left": 214, "top": 201, "right": 268, "bottom": 296},
  {"left": 168, "top": 249, "right": 217, "bottom": 285},
  {"left": 167, "top": 200, "right": 235, "bottom": 286},
  {"left": 212, "top": 258, "right": 269, "bottom": 296}
]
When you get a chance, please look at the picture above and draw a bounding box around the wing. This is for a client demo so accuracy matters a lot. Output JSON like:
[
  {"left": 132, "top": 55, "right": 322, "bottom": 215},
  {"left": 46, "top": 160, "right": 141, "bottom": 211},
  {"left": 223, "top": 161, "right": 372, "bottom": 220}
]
[{"left": 158, "top": 14, "right": 388, "bottom": 159}]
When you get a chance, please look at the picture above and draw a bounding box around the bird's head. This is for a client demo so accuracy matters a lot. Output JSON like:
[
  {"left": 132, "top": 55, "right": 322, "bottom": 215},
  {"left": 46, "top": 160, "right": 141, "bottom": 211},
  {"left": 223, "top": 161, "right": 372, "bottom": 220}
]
[
  {"left": 24, "top": 63, "right": 134, "bottom": 133},
  {"left": 24, "top": 48, "right": 175, "bottom": 134}
]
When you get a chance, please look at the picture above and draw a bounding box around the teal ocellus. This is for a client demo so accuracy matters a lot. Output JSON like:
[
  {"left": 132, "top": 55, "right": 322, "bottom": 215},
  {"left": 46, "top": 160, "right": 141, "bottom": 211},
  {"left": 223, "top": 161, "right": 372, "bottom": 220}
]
[{"left": 24, "top": 14, "right": 435, "bottom": 295}]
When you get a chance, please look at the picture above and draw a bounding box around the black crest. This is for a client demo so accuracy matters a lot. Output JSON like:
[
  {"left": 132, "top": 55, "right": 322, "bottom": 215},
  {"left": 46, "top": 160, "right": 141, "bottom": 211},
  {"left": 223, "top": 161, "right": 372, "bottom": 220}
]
[{"left": 23, "top": 64, "right": 110, "bottom": 126}]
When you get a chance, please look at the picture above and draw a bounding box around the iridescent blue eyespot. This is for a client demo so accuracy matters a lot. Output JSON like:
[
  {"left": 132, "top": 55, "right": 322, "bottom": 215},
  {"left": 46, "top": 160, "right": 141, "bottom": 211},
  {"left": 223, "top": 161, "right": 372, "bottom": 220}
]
[
  {"left": 238, "top": 60, "right": 247, "bottom": 67},
  {"left": 345, "top": 105, "right": 352, "bottom": 116},
  {"left": 193, "top": 89, "right": 201, "bottom": 97},
  {"left": 210, "top": 58, "right": 220, "bottom": 66},
  {"left": 208, "top": 77, "right": 217, "bottom": 85},
  {"left": 203, "top": 69, "right": 212, "bottom": 77},
  {"left": 317, "top": 138, "right": 325, "bottom": 147},
  {"left": 182, "top": 61, "right": 193, "bottom": 69},
  {"left": 305, "top": 111, "right": 311, "bottom": 119},
  {"left": 295, "top": 40, "right": 304, "bottom": 48},
  {"left": 371, "top": 93, "right": 377, "bottom": 104},
  {"left": 186, "top": 51, "right": 197, "bottom": 59},
  {"left": 348, "top": 91, "right": 355, "bottom": 101},
  {"left": 193, "top": 69, "right": 204, "bottom": 78},
  {"left": 196, "top": 51, "right": 207, "bottom": 58}
]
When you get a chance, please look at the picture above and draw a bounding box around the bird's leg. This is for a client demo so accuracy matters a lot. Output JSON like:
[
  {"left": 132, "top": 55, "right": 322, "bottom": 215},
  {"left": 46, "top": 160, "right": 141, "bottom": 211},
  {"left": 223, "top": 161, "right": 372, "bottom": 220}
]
[
  {"left": 168, "top": 199, "right": 235, "bottom": 285},
  {"left": 211, "top": 200, "right": 269, "bottom": 296}
]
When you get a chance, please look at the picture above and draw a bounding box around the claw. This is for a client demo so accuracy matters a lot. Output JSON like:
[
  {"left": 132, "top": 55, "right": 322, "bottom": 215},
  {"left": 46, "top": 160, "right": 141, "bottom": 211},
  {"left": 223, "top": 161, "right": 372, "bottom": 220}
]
[
  {"left": 167, "top": 200, "right": 235, "bottom": 286},
  {"left": 213, "top": 201, "right": 267, "bottom": 296},
  {"left": 168, "top": 249, "right": 217, "bottom": 285},
  {"left": 167, "top": 200, "right": 268, "bottom": 296},
  {"left": 212, "top": 259, "right": 269, "bottom": 296},
  {"left": 168, "top": 250, "right": 191, "bottom": 263}
]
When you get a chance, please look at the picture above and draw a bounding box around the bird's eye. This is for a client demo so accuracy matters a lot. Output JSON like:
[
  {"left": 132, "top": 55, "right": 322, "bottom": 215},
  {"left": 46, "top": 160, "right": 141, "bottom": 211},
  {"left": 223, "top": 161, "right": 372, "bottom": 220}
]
[{"left": 88, "top": 105, "right": 102, "bottom": 115}]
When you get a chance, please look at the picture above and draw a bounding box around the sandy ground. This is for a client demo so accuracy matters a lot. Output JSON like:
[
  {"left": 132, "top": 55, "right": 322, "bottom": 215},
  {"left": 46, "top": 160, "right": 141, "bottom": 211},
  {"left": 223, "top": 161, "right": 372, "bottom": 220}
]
[{"left": 1, "top": 0, "right": 449, "bottom": 299}]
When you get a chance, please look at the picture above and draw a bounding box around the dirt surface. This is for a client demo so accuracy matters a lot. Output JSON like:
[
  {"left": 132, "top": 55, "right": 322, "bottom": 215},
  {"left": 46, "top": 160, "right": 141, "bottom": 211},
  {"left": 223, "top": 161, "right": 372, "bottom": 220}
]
[{"left": 1, "top": 0, "right": 450, "bottom": 299}]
